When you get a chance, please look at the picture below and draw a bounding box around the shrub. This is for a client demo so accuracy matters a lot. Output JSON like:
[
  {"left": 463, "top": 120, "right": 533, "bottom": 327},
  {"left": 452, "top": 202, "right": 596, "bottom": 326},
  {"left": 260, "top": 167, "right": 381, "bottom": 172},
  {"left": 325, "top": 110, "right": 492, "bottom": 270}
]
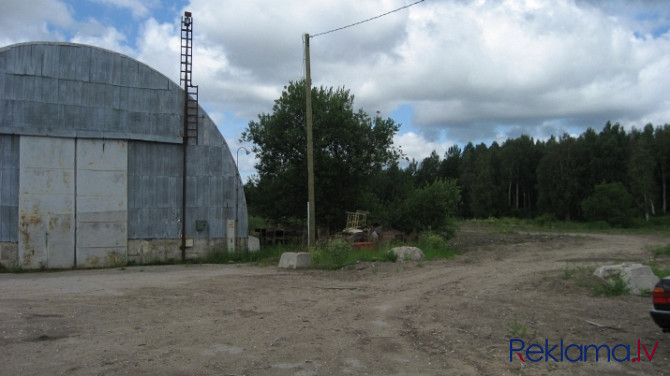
[
  {"left": 395, "top": 179, "right": 461, "bottom": 236},
  {"left": 581, "top": 182, "right": 637, "bottom": 227},
  {"left": 310, "top": 239, "right": 352, "bottom": 269},
  {"left": 418, "top": 232, "right": 457, "bottom": 260}
]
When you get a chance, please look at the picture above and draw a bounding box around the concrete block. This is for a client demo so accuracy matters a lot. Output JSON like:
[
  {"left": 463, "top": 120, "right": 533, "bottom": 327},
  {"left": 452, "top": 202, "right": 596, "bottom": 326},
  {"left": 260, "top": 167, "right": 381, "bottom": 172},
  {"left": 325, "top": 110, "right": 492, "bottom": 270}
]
[
  {"left": 621, "top": 264, "right": 659, "bottom": 295},
  {"left": 391, "top": 246, "right": 425, "bottom": 262},
  {"left": 594, "top": 263, "right": 660, "bottom": 295},
  {"left": 248, "top": 236, "right": 260, "bottom": 252},
  {"left": 278, "top": 252, "right": 311, "bottom": 269}
]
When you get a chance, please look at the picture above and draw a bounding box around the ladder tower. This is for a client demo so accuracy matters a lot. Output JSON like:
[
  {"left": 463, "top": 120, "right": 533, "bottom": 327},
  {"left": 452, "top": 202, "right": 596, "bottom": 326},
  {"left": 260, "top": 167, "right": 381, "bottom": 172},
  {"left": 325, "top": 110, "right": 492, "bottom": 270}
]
[{"left": 181, "top": 11, "right": 198, "bottom": 144}]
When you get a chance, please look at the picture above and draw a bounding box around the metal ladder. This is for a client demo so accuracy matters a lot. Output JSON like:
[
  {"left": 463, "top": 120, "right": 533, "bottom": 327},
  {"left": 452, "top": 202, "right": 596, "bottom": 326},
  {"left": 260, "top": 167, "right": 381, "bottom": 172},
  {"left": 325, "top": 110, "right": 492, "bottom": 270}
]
[{"left": 180, "top": 12, "right": 198, "bottom": 144}]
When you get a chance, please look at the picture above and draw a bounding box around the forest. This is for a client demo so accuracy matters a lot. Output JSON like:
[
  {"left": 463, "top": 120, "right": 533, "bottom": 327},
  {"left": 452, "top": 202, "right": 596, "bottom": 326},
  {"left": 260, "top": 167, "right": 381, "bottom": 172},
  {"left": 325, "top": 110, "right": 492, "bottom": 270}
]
[
  {"left": 243, "top": 81, "right": 670, "bottom": 232},
  {"left": 396, "top": 122, "right": 669, "bottom": 226}
]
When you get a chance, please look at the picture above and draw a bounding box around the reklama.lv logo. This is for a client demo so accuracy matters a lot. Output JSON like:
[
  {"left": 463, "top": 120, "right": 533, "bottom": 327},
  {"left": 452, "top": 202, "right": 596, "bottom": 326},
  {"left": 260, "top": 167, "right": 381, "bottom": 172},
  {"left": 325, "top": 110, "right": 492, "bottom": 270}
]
[{"left": 510, "top": 339, "right": 658, "bottom": 363}]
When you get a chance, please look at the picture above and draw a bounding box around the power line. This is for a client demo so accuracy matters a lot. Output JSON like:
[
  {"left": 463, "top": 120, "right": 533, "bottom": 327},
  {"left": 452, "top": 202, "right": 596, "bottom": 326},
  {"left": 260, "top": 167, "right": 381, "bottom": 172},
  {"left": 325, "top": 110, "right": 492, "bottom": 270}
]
[{"left": 311, "top": 0, "right": 425, "bottom": 38}]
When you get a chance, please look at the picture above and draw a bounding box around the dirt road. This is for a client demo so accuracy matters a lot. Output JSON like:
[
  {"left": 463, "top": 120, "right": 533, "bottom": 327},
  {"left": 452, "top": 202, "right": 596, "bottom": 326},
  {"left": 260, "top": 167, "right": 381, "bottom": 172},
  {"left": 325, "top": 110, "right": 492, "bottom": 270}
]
[{"left": 1, "top": 225, "right": 669, "bottom": 375}]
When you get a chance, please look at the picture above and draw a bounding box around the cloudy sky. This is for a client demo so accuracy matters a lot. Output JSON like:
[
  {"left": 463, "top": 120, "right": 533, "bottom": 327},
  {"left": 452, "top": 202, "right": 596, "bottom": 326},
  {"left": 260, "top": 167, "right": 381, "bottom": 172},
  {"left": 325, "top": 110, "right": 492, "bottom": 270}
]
[{"left": 2, "top": 0, "right": 669, "bottom": 179}]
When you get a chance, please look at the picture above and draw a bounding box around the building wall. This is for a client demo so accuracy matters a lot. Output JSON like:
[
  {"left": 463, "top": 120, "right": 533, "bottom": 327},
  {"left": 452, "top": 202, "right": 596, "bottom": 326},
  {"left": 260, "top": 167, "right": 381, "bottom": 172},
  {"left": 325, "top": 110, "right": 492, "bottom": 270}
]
[
  {"left": 0, "top": 135, "right": 19, "bottom": 242},
  {"left": 0, "top": 42, "right": 248, "bottom": 269}
]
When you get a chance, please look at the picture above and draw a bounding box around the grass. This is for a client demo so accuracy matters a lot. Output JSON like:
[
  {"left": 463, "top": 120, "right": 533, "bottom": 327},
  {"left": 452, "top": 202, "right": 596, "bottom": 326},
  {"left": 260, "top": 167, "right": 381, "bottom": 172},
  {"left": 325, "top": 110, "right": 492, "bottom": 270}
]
[
  {"left": 202, "top": 244, "right": 290, "bottom": 266},
  {"left": 562, "top": 266, "right": 631, "bottom": 296},
  {"left": 310, "top": 239, "right": 398, "bottom": 270},
  {"left": 591, "top": 274, "right": 630, "bottom": 296},
  {"left": 471, "top": 214, "right": 670, "bottom": 234},
  {"left": 647, "top": 243, "right": 670, "bottom": 278},
  {"left": 652, "top": 244, "right": 670, "bottom": 256},
  {"left": 416, "top": 232, "right": 458, "bottom": 260},
  {"left": 506, "top": 315, "right": 535, "bottom": 338}
]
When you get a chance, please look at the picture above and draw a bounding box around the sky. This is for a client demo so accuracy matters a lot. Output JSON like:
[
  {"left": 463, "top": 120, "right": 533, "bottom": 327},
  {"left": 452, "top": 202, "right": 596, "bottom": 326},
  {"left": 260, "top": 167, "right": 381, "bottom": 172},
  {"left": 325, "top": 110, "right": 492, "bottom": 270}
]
[{"left": 2, "top": 0, "right": 670, "bottom": 180}]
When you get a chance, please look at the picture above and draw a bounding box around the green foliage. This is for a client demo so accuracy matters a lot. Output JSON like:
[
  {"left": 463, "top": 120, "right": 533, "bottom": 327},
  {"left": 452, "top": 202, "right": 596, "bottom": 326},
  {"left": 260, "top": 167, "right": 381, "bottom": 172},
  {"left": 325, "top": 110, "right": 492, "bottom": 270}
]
[
  {"left": 592, "top": 275, "right": 630, "bottom": 297},
  {"left": 581, "top": 182, "right": 637, "bottom": 227},
  {"left": 247, "top": 216, "right": 271, "bottom": 231},
  {"left": 242, "top": 80, "right": 401, "bottom": 230},
  {"left": 651, "top": 263, "right": 670, "bottom": 279},
  {"left": 653, "top": 244, "right": 670, "bottom": 256},
  {"left": 506, "top": 315, "right": 534, "bottom": 338},
  {"left": 310, "top": 239, "right": 352, "bottom": 269},
  {"left": 417, "top": 232, "right": 457, "bottom": 260},
  {"left": 324, "top": 239, "right": 351, "bottom": 266},
  {"left": 244, "top": 88, "right": 669, "bottom": 229},
  {"left": 310, "top": 239, "right": 402, "bottom": 269},
  {"left": 561, "top": 266, "right": 630, "bottom": 296},
  {"left": 395, "top": 179, "right": 461, "bottom": 235},
  {"left": 534, "top": 213, "right": 558, "bottom": 226}
]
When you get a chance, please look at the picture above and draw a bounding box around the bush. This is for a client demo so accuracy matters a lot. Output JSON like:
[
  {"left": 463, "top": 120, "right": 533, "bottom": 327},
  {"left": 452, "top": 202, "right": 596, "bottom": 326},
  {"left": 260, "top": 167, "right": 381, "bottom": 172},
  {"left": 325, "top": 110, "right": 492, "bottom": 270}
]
[
  {"left": 581, "top": 182, "right": 637, "bottom": 227},
  {"left": 593, "top": 275, "right": 630, "bottom": 296},
  {"left": 310, "top": 239, "right": 352, "bottom": 269},
  {"left": 534, "top": 213, "right": 558, "bottom": 226},
  {"left": 395, "top": 179, "right": 460, "bottom": 236},
  {"left": 418, "top": 232, "right": 457, "bottom": 260}
]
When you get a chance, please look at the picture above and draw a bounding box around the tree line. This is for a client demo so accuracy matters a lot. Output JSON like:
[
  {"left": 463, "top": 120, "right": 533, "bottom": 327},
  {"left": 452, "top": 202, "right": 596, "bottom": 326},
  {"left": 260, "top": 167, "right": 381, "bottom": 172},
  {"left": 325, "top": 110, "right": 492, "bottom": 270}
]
[
  {"left": 407, "top": 122, "right": 669, "bottom": 225},
  {"left": 243, "top": 80, "right": 669, "bottom": 232}
]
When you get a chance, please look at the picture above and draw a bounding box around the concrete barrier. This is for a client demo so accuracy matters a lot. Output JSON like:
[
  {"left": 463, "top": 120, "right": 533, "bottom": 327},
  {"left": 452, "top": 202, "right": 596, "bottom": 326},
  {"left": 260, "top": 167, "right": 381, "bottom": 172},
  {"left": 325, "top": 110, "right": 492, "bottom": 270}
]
[{"left": 278, "top": 252, "right": 311, "bottom": 269}]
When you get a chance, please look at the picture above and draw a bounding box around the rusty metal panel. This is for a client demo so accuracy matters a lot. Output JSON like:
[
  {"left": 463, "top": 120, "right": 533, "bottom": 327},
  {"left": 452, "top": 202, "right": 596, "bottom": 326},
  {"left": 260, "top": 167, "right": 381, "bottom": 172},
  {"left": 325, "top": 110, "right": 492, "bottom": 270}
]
[
  {"left": 75, "top": 139, "right": 127, "bottom": 268},
  {"left": 18, "top": 136, "right": 75, "bottom": 269}
]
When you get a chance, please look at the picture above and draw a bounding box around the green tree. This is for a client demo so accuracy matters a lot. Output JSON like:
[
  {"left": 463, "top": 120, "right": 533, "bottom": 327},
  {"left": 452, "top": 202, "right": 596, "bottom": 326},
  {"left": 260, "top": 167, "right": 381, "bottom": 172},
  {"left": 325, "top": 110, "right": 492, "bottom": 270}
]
[
  {"left": 415, "top": 150, "right": 441, "bottom": 187},
  {"left": 241, "top": 80, "right": 401, "bottom": 230},
  {"left": 654, "top": 125, "right": 670, "bottom": 214},
  {"left": 581, "top": 182, "right": 637, "bottom": 227},
  {"left": 499, "top": 135, "right": 543, "bottom": 216},
  {"left": 628, "top": 125, "right": 657, "bottom": 219},
  {"left": 439, "top": 145, "right": 461, "bottom": 180},
  {"left": 395, "top": 179, "right": 461, "bottom": 236},
  {"left": 459, "top": 142, "right": 498, "bottom": 218},
  {"left": 537, "top": 134, "right": 582, "bottom": 220}
]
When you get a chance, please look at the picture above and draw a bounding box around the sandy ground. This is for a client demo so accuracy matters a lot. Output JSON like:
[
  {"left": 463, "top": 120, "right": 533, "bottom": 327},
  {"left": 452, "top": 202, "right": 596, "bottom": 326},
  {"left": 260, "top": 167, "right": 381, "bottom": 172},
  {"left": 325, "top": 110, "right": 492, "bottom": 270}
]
[{"left": 1, "top": 224, "right": 669, "bottom": 376}]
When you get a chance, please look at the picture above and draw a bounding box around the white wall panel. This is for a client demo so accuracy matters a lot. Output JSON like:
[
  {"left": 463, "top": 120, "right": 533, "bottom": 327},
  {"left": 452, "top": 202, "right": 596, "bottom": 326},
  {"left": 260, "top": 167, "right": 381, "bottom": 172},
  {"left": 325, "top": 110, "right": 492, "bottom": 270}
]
[
  {"left": 76, "top": 139, "right": 127, "bottom": 267},
  {"left": 19, "top": 136, "right": 75, "bottom": 268}
]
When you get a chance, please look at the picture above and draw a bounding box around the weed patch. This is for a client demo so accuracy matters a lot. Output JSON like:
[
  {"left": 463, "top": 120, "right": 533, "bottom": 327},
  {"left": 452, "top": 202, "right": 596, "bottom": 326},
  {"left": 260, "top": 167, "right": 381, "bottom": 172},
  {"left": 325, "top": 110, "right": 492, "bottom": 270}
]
[
  {"left": 507, "top": 315, "right": 535, "bottom": 338},
  {"left": 417, "top": 232, "right": 458, "bottom": 260}
]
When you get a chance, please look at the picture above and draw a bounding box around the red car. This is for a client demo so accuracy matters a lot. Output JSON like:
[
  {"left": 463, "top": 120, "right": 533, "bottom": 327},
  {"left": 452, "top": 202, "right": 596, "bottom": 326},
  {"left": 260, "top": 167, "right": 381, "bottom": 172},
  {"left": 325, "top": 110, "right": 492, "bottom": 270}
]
[{"left": 651, "top": 277, "right": 670, "bottom": 332}]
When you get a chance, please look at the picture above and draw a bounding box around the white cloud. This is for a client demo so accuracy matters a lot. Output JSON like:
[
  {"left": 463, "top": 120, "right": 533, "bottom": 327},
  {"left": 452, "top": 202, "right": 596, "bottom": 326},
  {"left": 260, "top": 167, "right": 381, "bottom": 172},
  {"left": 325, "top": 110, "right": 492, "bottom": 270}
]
[
  {"left": 90, "top": 0, "right": 158, "bottom": 19},
  {"left": 71, "top": 19, "right": 134, "bottom": 55},
  {"left": 394, "top": 131, "right": 454, "bottom": 163},
  {"left": 3, "top": 0, "right": 670, "bottom": 154},
  {"left": 0, "top": 0, "right": 73, "bottom": 45}
]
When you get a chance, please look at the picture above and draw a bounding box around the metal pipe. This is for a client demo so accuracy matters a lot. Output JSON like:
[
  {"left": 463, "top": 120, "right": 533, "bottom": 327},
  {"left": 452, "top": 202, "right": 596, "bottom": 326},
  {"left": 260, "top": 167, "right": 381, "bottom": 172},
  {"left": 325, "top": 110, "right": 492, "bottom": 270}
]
[{"left": 236, "top": 146, "right": 249, "bottom": 252}]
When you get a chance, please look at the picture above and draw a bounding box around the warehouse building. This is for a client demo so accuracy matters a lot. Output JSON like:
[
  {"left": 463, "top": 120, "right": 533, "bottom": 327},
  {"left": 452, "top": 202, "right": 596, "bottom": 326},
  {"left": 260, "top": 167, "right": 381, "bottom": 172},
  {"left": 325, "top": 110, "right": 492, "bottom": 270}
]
[{"left": 0, "top": 41, "right": 248, "bottom": 269}]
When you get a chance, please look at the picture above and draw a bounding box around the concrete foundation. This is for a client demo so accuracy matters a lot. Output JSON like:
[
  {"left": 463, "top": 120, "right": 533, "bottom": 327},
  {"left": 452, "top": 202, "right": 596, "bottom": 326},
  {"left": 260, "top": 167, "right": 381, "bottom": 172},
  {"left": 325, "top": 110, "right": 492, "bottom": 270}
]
[
  {"left": 278, "top": 252, "right": 311, "bottom": 269},
  {"left": 1, "top": 237, "right": 250, "bottom": 268}
]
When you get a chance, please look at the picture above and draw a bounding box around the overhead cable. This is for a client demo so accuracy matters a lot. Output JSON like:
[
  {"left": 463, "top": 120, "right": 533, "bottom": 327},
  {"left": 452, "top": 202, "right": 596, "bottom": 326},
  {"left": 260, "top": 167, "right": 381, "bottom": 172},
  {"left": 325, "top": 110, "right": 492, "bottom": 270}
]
[{"left": 311, "top": 0, "right": 426, "bottom": 38}]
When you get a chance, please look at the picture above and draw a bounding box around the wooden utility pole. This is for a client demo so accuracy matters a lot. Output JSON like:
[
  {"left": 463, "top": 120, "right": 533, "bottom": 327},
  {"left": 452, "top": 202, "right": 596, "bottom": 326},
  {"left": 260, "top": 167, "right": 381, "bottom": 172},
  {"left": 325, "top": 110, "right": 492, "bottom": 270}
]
[{"left": 304, "top": 33, "right": 316, "bottom": 247}]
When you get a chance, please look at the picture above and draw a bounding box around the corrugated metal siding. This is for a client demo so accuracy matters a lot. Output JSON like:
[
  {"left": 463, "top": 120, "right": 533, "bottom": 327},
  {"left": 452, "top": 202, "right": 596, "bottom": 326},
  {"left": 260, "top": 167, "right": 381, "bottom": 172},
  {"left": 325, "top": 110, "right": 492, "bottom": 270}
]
[
  {"left": 0, "top": 135, "right": 19, "bottom": 242},
  {"left": 127, "top": 141, "right": 183, "bottom": 239},
  {"left": 0, "top": 43, "right": 182, "bottom": 143},
  {"left": 1, "top": 42, "right": 249, "bottom": 256}
]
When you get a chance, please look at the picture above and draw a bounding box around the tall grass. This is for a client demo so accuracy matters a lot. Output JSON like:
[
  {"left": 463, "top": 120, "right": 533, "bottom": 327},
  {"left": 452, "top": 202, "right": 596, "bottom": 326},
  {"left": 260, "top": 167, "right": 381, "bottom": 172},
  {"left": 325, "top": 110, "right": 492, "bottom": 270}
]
[
  {"left": 203, "top": 244, "right": 292, "bottom": 266},
  {"left": 310, "top": 239, "right": 397, "bottom": 269},
  {"left": 417, "top": 232, "right": 457, "bottom": 260}
]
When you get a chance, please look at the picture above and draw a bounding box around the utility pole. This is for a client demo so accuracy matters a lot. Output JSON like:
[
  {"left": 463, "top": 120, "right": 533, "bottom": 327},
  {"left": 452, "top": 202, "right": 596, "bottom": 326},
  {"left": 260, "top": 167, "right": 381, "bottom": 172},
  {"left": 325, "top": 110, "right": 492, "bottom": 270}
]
[{"left": 304, "top": 33, "right": 316, "bottom": 247}]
